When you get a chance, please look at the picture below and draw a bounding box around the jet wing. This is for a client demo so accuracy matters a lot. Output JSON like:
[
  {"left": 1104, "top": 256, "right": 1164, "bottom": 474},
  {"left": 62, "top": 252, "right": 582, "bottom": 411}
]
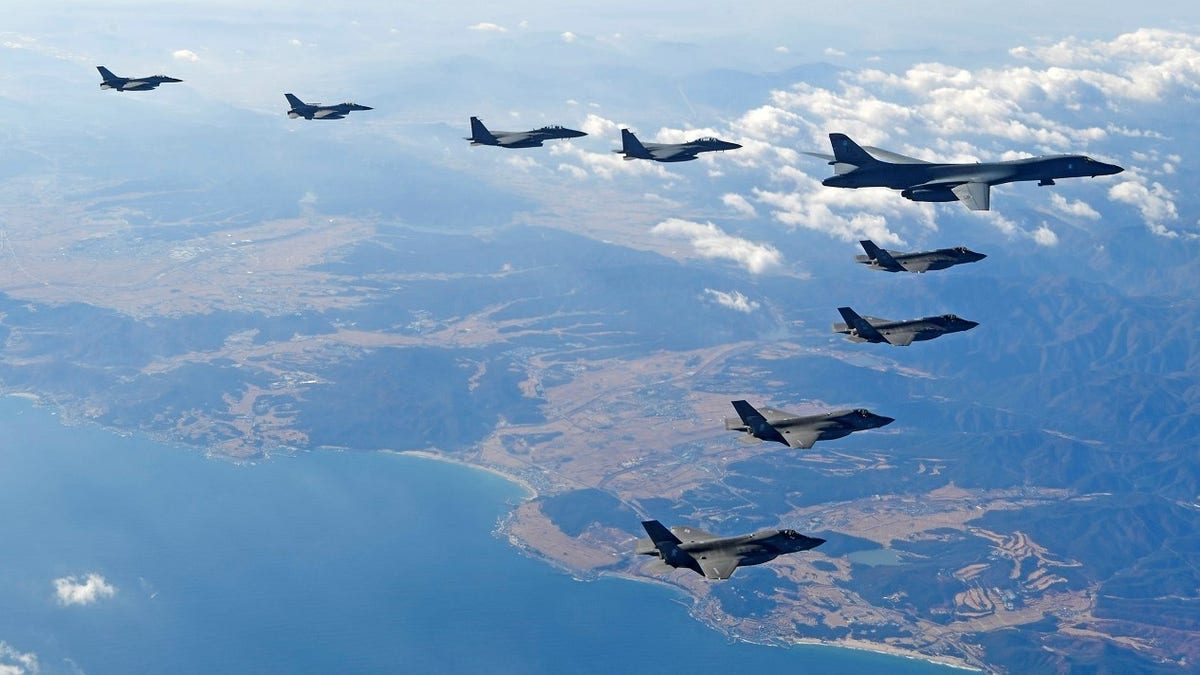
[
  {"left": 756, "top": 407, "right": 797, "bottom": 423},
  {"left": 671, "top": 526, "right": 720, "bottom": 543},
  {"left": 651, "top": 147, "right": 698, "bottom": 162},
  {"left": 951, "top": 182, "right": 991, "bottom": 210},
  {"left": 881, "top": 330, "right": 917, "bottom": 347},
  {"left": 314, "top": 110, "right": 345, "bottom": 119},
  {"left": 902, "top": 259, "right": 932, "bottom": 273},
  {"left": 779, "top": 427, "right": 821, "bottom": 450},
  {"left": 700, "top": 555, "right": 740, "bottom": 580}
]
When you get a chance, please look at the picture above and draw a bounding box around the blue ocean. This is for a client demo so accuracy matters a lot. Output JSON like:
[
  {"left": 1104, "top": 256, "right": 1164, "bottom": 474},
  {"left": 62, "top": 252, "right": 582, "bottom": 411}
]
[{"left": 0, "top": 396, "right": 954, "bottom": 674}]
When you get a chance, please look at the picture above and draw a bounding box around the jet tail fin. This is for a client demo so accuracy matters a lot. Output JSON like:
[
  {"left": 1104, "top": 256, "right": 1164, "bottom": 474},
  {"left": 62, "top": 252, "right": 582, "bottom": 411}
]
[
  {"left": 837, "top": 307, "right": 888, "bottom": 343},
  {"left": 618, "top": 129, "right": 653, "bottom": 160},
  {"left": 284, "top": 93, "right": 306, "bottom": 109},
  {"left": 97, "top": 66, "right": 118, "bottom": 81},
  {"left": 859, "top": 240, "right": 902, "bottom": 270},
  {"left": 730, "top": 400, "right": 765, "bottom": 427},
  {"left": 829, "top": 133, "right": 882, "bottom": 167},
  {"left": 641, "top": 520, "right": 683, "bottom": 546},
  {"left": 468, "top": 116, "right": 498, "bottom": 144}
]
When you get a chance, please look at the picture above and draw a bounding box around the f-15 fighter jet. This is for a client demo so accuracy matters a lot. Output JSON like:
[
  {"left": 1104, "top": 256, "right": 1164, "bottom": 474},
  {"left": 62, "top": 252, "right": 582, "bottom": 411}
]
[
  {"left": 614, "top": 129, "right": 741, "bottom": 162},
  {"left": 465, "top": 116, "right": 587, "bottom": 148}
]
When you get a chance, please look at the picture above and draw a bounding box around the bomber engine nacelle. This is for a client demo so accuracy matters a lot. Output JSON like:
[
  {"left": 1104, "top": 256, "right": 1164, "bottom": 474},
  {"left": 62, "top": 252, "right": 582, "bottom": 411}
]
[{"left": 901, "top": 188, "right": 958, "bottom": 203}]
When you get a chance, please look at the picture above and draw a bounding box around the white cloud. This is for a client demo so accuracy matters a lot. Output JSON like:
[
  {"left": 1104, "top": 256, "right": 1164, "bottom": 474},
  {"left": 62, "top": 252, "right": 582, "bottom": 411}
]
[
  {"left": 775, "top": 46, "right": 790, "bottom": 54},
  {"left": 0, "top": 642, "right": 38, "bottom": 675},
  {"left": 578, "top": 113, "right": 623, "bottom": 138},
  {"left": 722, "top": 193, "right": 758, "bottom": 218},
  {"left": 172, "top": 49, "right": 199, "bottom": 63},
  {"left": 1033, "top": 224, "right": 1059, "bottom": 246},
  {"left": 824, "top": 47, "right": 846, "bottom": 57},
  {"left": 561, "top": 32, "right": 577, "bottom": 43},
  {"left": 703, "top": 289, "right": 759, "bottom": 313},
  {"left": 467, "top": 22, "right": 507, "bottom": 32},
  {"left": 54, "top": 573, "right": 117, "bottom": 607},
  {"left": 1048, "top": 193, "right": 1100, "bottom": 220},
  {"left": 1108, "top": 177, "right": 1181, "bottom": 237},
  {"left": 557, "top": 163, "right": 587, "bottom": 179},
  {"left": 650, "top": 218, "right": 782, "bottom": 273}
]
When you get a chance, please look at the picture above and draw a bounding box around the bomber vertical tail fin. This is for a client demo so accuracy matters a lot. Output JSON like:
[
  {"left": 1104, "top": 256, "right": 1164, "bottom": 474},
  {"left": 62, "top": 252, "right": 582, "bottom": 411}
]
[{"left": 829, "top": 133, "right": 882, "bottom": 167}]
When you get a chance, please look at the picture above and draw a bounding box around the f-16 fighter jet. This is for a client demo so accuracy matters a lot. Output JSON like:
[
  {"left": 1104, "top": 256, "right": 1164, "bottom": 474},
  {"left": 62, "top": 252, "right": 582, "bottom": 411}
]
[
  {"left": 97, "top": 66, "right": 182, "bottom": 91},
  {"left": 614, "top": 128, "right": 741, "bottom": 162},
  {"left": 465, "top": 116, "right": 587, "bottom": 148},
  {"left": 636, "top": 520, "right": 825, "bottom": 580},
  {"left": 725, "top": 400, "right": 893, "bottom": 450},
  {"left": 856, "top": 239, "right": 986, "bottom": 273},
  {"left": 833, "top": 306, "right": 978, "bottom": 347},
  {"left": 807, "top": 133, "right": 1123, "bottom": 210},
  {"left": 285, "top": 94, "right": 373, "bottom": 120}
]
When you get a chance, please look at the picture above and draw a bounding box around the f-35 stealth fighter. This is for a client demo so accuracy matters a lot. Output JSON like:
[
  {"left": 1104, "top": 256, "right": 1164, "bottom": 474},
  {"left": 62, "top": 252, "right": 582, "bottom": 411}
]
[
  {"left": 465, "top": 117, "right": 587, "bottom": 148},
  {"left": 285, "top": 94, "right": 373, "bottom": 120},
  {"left": 725, "top": 400, "right": 893, "bottom": 449},
  {"left": 97, "top": 66, "right": 182, "bottom": 91},
  {"left": 636, "top": 520, "right": 825, "bottom": 580},
  {"left": 856, "top": 239, "right": 986, "bottom": 273},
  {"left": 833, "top": 306, "right": 978, "bottom": 347},
  {"left": 614, "top": 129, "right": 742, "bottom": 162},
  {"left": 808, "top": 133, "right": 1123, "bottom": 210}
]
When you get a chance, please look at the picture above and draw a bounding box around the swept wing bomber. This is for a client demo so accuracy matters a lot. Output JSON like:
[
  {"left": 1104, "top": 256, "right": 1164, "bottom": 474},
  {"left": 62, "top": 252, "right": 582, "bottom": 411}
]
[
  {"left": 97, "top": 66, "right": 181, "bottom": 91},
  {"left": 808, "top": 133, "right": 1123, "bottom": 210},
  {"left": 636, "top": 520, "right": 825, "bottom": 580},
  {"left": 856, "top": 239, "right": 986, "bottom": 273},
  {"left": 726, "top": 400, "right": 893, "bottom": 449},
  {"left": 466, "top": 117, "right": 587, "bottom": 148},
  {"left": 285, "top": 94, "right": 373, "bottom": 120},
  {"left": 614, "top": 129, "right": 741, "bottom": 162},
  {"left": 833, "top": 306, "right": 978, "bottom": 347}
]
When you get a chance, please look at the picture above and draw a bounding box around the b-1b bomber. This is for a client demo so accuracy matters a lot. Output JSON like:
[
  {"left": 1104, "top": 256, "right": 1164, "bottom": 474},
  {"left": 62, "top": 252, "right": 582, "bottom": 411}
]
[
  {"left": 636, "top": 520, "right": 825, "bottom": 580},
  {"left": 808, "top": 132, "right": 1123, "bottom": 210}
]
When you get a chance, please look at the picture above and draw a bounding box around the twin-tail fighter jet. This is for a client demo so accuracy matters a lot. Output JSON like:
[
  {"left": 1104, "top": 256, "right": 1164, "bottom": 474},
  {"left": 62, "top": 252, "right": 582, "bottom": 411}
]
[
  {"left": 285, "top": 94, "right": 373, "bottom": 120},
  {"left": 856, "top": 239, "right": 986, "bottom": 273},
  {"left": 636, "top": 520, "right": 825, "bottom": 580},
  {"left": 833, "top": 306, "right": 978, "bottom": 347},
  {"left": 97, "top": 66, "right": 182, "bottom": 91},
  {"left": 808, "top": 133, "right": 1123, "bottom": 210},
  {"left": 465, "top": 117, "right": 587, "bottom": 148},
  {"left": 725, "top": 400, "right": 893, "bottom": 450},
  {"left": 614, "top": 129, "right": 742, "bottom": 162}
]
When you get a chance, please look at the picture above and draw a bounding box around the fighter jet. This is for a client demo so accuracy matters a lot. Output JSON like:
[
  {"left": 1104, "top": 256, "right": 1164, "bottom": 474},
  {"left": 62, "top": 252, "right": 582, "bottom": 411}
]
[
  {"left": 613, "top": 129, "right": 742, "bottom": 162},
  {"left": 856, "top": 239, "right": 986, "bottom": 273},
  {"left": 465, "top": 117, "right": 587, "bottom": 148},
  {"left": 833, "top": 306, "right": 978, "bottom": 347},
  {"left": 808, "top": 133, "right": 1123, "bottom": 210},
  {"left": 725, "top": 400, "right": 893, "bottom": 450},
  {"left": 636, "top": 520, "right": 825, "bottom": 580},
  {"left": 96, "top": 66, "right": 182, "bottom": 92},
  {"left": 285, "top": 94, "right": 373, "bottom": 120}
]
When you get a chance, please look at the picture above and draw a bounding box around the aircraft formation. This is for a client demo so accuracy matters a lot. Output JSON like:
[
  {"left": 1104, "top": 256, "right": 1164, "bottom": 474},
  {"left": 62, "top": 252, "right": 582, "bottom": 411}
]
[{"left": 94, "top": 63, "right": 1124, "bottom": 581}]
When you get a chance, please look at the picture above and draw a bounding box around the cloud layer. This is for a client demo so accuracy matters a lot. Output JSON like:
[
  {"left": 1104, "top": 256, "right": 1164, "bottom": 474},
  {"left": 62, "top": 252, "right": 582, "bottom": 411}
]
[
  {"left": 54, "top": 572, "right": 117, "bottom": 607},
  {"left": 651, "top": 218, "right": 782, "bottom": 273}
]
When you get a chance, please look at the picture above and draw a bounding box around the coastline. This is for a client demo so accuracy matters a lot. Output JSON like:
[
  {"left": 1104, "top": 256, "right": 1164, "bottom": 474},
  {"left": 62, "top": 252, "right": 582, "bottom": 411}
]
[{"left": 390, "top": 447, "right": 979, "bottom": 673}]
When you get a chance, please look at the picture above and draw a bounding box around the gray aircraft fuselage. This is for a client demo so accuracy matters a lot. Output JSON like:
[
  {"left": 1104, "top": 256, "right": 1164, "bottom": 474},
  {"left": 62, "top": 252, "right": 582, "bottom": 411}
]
[
  {"left": 813, "top": 133, "right": 1123, "bottom": 210},
  {"left": 286, "top": 94, "right": 373, "bottom": 120},
  {"left": 856, "top": 239, "right": 986, "bottom": 273},
  {"left": 726, "top": 400, "right": 894, "bottom": 449},
  {"left": 97, "top": 66, "right": 181, "bottom": 92},
  {"left": 636, "top": 520, "right": 825, "bottom": 579},
  {"left": 466, "top": 116, "right": 586, "bottom": 148},
  {"left": 833, "top": 307, "right": 978, "bottom": 346},
  {"left": 615, "top": 129, "right": 742, "bottom": 162}
]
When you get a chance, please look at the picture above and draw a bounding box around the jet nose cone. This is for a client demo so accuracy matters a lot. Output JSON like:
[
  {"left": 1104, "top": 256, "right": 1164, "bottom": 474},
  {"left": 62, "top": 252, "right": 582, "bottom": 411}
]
[
  {"left": 974, "top": 252, "right": 988, "bottom": 261},
  {"left": 964, "top": 320, "right": 980, "bottom": 329},
  {"left": 809, "top": 537, "right": 826, "bottom": 548},
  {"left": 727, "top": 142, "right": 743, "bottom": 149},
  {"left": 875, "top": 415, "right": 896, "bottom": 427}
]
